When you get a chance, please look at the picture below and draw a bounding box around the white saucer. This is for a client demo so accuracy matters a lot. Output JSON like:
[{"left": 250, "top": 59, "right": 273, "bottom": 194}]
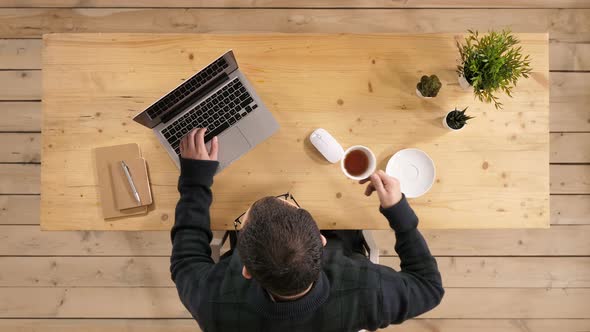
[{"left": 385, "top": 148, "right": 435, "bottom": 198}]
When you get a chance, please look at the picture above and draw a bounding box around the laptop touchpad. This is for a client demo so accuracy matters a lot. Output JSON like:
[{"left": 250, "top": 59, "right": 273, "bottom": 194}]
[{"left": 214, "top": 126, "right": 251, "bottom": 169}]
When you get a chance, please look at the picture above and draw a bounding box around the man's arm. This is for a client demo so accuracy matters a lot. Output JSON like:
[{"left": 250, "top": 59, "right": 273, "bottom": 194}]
[
  {"left": 378, "top": 195, "right": 444, "bottom": 324},
  {"left": 170, "top": 128, "right": 219, "bottom": 316},
  {"left": 361, "top": 171, "right": 444, "bottom": 326}
]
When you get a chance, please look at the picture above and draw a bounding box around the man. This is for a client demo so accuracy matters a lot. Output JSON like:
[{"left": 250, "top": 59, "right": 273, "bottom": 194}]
[{"left": 171, "top": 128, "right": 444, "bottom": 332}]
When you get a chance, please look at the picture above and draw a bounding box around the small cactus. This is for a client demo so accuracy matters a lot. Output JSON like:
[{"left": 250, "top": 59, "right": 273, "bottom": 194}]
[
  {"left": 446, "top": 107, "right": 474, "bottom": 129},
  {"left": 416, "top": 75, "right": 442, "bottom": 97}
]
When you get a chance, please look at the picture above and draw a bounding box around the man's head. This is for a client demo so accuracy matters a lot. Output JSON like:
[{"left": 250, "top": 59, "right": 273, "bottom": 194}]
[{"left": 237, "top": 196, "right": 325, "bottom": 297}]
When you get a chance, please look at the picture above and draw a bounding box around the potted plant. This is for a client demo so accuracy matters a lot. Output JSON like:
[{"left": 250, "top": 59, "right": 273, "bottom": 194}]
[
  {"left": 416, "top": 75, "right": 442, "bottom": 98},
  {"left": 457, "top": 29, "right": 532, "bottom": 109},
  {"left": 443, "top": 107, "right": 474, "bottom": 131}
]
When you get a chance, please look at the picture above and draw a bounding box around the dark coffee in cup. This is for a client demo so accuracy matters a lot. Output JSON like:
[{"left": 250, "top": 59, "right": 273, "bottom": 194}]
[
  {"left": 340, "top": 145, "right": 376, "bottom": 180},
  {"left": 344, "top": 149, "right": 369, "bottom": 176}
]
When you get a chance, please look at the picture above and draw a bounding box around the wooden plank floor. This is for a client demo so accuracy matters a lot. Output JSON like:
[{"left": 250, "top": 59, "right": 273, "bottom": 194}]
[{"left": 0, "top": 1, "right": 589, "bottom": 331}]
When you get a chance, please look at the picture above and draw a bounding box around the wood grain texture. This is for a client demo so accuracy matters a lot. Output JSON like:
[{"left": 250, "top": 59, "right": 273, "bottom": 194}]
[
  {"left": 0, "top": 39, "right": 41, "bottom": 69},
  {"left": 381, "top": 257, "right": 590, "bottom": 288},
  {"left": 550, "top": 165, "right": 590, "bottom": 194},
  {"left": 0, "top": 319, "right": 588, "bottom": 332},
  {"left": 0, "top": 70, "right": 40, "bottom": 100},
  {"left": 0, "top": 9, "right": 588, "bottom": 41},
  {"left": 374, "top": 225, "right": 590, "bottom": 256},
  {"left": 0, "top": 320, "right": 201, "bottom": 332},
  {"left": 0, "top": 102, "right": 41, "bottom": 131},
  {"left": 2, "top": 225, "right": 590, "bottom": 256},
  {"left": 2, "top": 256, "right": 588, "bottom": 288},
  {"left": 550, "top": 41, "right": 590, "bottom": 71},
  {"left": 0, "top": 40, "right": 587, "bottom": 71},
  {"left": 3, "top": 73, "right": 586, "bottom": 132},
  {"left": 41, "top": 33, "right": 550, "bottom": 230},
  {"left": 550, "top": 195, "right": 590, "bottom": 224},
  {"left": 0, "top": 195, "right": 40, "bottom": 225},
  {"left": 0, "top": 164, "right": 39, "bottom": 193},
  {"left": 0, "top": 287, "right": 588, "bottom": 318},
  {"left": 550, "top": 72, "right": 590, "bottom": 132},
  {"left": 0, "top": 133, "right": 40, "bottom": 162},
  {"left": 0, "top": 3, "right": 585, "bottom": 329},
  {"left": 4, "top": 190, "right": 588, "bottom": 227},
  {"left": 2, "top": 0, "right": 590, "bottom": 8},
  {"left": 425, "top": 288, "right": 590, "bottom": 319},
  {"left": 550, "top": 133, "right": 590, "bottom": 163},
  {"left": 0, "top": 287, "right": 187, "bottom": 318},
  {"left": 0, "top": 226, "right": 171, "bottom": 256},
  {"left": 0, "top": 257, "right": 172, "bottom": 287},
  {"left": 383, "top": 319, "right": 590, "bottom": 332},
  {"left": 1, "top": 193, "right": 584, "bottom": 225}
]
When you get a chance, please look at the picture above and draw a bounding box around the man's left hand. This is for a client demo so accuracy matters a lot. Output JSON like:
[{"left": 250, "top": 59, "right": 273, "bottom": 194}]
[{"left": 180, "top": 128, "right": 219, "bottom": 161}]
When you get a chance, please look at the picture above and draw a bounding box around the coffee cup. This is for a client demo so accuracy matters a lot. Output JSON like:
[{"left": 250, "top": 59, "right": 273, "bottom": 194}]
[{"left": 340, "top": 145, "right": 377, "bottom": 180}]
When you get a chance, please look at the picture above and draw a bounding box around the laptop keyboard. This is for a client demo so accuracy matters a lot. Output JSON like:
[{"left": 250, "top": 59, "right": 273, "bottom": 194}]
[
  {"left": 146, "top": 57, "right": 229, "bottom": 119},
  {"left": 161, "top": 78, "right": 258, "bottom": 156}
]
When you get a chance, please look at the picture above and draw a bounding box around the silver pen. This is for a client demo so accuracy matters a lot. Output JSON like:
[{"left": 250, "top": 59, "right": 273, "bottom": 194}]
[{"left": 121, "top": 161, "right": 141, "bottom": 205}]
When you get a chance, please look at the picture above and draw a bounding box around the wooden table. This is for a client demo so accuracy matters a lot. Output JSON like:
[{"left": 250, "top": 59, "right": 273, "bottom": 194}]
[{"left": 41, "top": 33, "right": 549, "bottom": 231}]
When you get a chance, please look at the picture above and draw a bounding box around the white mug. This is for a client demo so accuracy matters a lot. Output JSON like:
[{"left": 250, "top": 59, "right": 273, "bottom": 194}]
[{"left": 340, "top": 145, "right": 377, "bottom": 180}]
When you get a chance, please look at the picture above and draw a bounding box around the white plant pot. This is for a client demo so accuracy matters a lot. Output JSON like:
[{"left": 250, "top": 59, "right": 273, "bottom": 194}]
[
  {"left": 458, "top": 75, "right": 472, "bottom": 91},
  {"left": 443, "top": 110, "right": 465, "bottom": 131},
  {"left": 415, "top": 88, "right": 432, "bottom": 99}
]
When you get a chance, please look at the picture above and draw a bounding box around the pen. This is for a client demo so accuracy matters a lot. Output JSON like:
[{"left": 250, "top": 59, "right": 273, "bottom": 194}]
[{"left": 121, "top": 161, "right": 141, "bottom": 205}]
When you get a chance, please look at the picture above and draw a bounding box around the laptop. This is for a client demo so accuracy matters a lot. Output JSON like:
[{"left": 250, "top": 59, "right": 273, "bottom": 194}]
[{"left": 133, "top": 50, "right": 279, "bottom": 171}]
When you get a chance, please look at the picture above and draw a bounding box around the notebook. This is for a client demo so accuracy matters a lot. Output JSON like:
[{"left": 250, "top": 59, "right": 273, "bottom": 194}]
[
  {"left": 94, "top": 143, "right": 152, "bottom": 219},
  {"left": 111, "top": 157, "right": 153, "bottom": 210}
]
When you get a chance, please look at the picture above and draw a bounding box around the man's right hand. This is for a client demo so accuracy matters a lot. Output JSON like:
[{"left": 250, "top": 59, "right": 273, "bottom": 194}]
[{"left": 359, "top": 170, "right": 403, "bottom": 209}]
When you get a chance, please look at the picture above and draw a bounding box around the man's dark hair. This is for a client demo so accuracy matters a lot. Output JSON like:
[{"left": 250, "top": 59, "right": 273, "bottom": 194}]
[{"left": 237, "top": 196, "right": 323, "bottom": 297}]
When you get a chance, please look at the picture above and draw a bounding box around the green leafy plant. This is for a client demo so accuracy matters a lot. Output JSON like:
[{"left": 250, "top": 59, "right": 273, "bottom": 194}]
[
  {"left": 416, "top": 75, "right": 442, "bottom": 97},
  {"left": 457, "top": 29, "right": 532, "bottom": 109},
  {"left": 446, "top": 107, "right": 474, "bottom": 130}
]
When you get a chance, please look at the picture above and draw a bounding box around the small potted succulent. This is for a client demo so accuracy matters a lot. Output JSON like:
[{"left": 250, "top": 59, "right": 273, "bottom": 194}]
[
  {"left": 457, "top": 29, "right": 532, "bottom": 109},
  {"left": 443, "top": 107, "right": 474, "bottom": 131},
  {"left": 416, "top": 75, "right": 442, "bottom": 98}
]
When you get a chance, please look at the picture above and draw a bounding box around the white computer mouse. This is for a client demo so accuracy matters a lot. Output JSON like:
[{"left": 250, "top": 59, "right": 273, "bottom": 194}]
[{"left": 309, "top": 128, "right": 344, "bottom": 163}]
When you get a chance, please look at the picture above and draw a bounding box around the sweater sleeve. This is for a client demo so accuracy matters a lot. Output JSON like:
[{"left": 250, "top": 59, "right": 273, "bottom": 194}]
[
  {"left": 375, "top": 195, "right": 444, "bottom": 326},
  {"left": 170, "top": 158, "right": 219, "bottom": 317}
]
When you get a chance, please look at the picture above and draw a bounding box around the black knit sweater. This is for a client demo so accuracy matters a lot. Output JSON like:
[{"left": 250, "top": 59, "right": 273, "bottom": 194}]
[{"left": 171, "top": 158, "right": 444, "bottom": 332}]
